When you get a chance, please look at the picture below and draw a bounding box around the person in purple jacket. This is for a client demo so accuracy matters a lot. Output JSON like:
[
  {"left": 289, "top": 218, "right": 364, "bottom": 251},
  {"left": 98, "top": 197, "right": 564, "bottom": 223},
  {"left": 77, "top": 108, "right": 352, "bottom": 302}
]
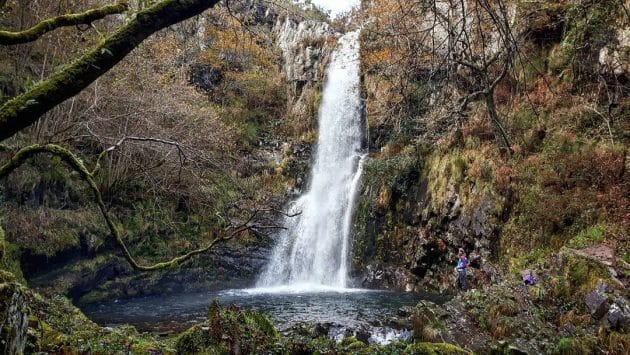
[
  {"left": 456, "top": 248, "right": 468, "bottom": 290},
  {"left": 523, "top": 270, "right": 536, "bottom": 285}
]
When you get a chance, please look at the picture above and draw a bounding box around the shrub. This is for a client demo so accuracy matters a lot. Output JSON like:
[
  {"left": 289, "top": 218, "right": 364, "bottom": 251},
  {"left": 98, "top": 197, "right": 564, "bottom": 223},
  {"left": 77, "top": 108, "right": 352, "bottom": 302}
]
[
  {"left": 567, "top": 225, "right": 606, "bottom": 249},
  {"left": 175, "top": 300, "right": 278, "bottom": 354},
  {"left": 552, "top": 336, "right": 597, "bottom": 355}
]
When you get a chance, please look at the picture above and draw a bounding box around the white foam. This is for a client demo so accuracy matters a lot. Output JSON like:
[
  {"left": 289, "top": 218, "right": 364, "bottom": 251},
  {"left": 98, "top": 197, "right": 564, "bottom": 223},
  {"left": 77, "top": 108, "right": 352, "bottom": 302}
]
[{"left": 221, "top": 284, "right": 373, "bottom": 296}]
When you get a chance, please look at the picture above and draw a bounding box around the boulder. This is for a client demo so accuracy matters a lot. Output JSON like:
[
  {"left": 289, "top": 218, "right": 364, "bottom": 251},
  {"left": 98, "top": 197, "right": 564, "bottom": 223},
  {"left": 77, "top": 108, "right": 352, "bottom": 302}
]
[
  {"left": 361, "top": 264, "right": 416, "bottom": 290},
  {"left": 355, "top": 329, "right": 371, "bottom": 344},
  {"left": 607, "top": 298, "right": 630, "bottom": 331},
  {"left": 584, "top": 290, "right": 609, "bottom": 319}
]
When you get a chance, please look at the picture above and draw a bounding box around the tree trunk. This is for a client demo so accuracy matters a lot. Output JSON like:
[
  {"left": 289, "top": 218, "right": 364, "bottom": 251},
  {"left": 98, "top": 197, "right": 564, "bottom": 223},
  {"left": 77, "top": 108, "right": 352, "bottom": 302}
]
[
  {"left": 485, "top": 93, "right": 512, "bottom": 153},
  {"left": 0, "top": 283, "right": 29, "bottom": 355}
]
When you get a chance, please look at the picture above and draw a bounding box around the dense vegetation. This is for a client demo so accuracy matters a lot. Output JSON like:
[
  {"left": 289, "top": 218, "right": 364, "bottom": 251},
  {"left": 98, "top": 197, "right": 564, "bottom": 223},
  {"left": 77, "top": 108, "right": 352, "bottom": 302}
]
[
  {"left": 356, "top": 0, "right": 628, "bottom": 285},
  {"left": 0, "top": 0, "right": 628, "bottom": 353}
]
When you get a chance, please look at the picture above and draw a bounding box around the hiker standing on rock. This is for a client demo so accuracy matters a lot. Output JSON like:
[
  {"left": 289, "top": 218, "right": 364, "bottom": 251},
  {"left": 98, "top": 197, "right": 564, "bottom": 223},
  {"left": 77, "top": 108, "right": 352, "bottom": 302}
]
[{"left": 456, "top": 248, "right": 468, "bottom": 291}]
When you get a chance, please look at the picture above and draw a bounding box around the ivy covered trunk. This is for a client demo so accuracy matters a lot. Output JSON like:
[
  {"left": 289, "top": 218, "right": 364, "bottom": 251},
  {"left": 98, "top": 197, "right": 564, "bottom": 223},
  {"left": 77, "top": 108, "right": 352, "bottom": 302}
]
[{"left": 0, "top": 283, "right": 29, "bottom": 355}]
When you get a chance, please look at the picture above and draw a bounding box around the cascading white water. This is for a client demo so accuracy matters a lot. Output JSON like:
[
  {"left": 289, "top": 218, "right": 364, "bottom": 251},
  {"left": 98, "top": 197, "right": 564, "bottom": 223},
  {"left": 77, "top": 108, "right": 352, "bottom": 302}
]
[{"left": 257, "top": 31, "right": 364, "bottom": 290}]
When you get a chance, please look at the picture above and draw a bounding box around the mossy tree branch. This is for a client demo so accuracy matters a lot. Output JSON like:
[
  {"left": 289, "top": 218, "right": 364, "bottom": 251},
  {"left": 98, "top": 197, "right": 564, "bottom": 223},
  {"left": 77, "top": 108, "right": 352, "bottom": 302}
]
[
  {"left": 0, "top": 0, "right": 221, "bottom": 142},
  {"left": 0, "top": 143, "right": 250, "bottom": 271},
  {"left": 0, "top": 2, "right": 129, "bottom": 45}
]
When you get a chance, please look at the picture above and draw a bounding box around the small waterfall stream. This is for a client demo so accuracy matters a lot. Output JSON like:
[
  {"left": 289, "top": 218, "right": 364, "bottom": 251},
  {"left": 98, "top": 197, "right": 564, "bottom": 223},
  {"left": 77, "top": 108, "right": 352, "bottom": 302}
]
[{"left": 257, "top": 31, "right": 364, "bottom": 290}]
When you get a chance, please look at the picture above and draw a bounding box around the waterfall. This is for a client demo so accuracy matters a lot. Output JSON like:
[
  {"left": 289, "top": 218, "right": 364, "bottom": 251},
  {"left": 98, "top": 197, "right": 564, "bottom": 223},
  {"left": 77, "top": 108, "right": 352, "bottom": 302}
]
[{"left": 257, "top": 31, "right": 364, "bottom": 290}]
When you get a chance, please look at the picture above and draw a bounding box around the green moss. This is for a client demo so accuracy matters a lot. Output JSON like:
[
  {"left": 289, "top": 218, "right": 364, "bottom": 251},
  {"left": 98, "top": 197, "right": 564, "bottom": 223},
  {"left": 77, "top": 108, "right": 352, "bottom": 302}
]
[
  {"left": 0, "top": 223, "right": 5, "bottom": 263},
  {"left": 562, "top": 253, "right": 609, "bottom": 294},
  {"left": 50, "top": 325, "right": 168, "bottom": 354},
  {"left": 175, "top": 324, "right": 214, "bottom": 354},
  {"left": 405, "top": 342, "right": 470, "bottom": 354},
  {"left": 77, "top": 287, "right": 120, "bottom": 306},
  {"left": 0, "top": 3, "right": 128, "bottom": 45},
  {"left": 553, "top": 0, "right": 620, "bottom": 79},
  {"left": 508, "top": 246, "right": 551, "bottom": 275},
  {"left": 567, "top": 225, "right": 606, "bottom": 249},
  {"left": 451, "top": 155, "right": 467, "bottom": 183},
  {"left": 0, "top": 241, "right": 24, "bottom": 283},
  {"left": 340, "top": 336, "right": 368, "bottom": 351},
  {"left": 363, "top": 150, "right": 420, "bottom": 191},
  {"left": 552, "top": 336, "right": 597, "bottom": 355}
]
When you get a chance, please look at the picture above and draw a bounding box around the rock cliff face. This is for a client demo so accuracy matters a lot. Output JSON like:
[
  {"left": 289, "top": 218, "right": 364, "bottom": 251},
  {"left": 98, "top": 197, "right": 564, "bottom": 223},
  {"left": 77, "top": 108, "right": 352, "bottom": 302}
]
[
  {"left": 599, "top": 26, "right": 630, "bottom": 76},
  {"left": 275, "top": 17, "right": 332, "bottom": 83},
  {"left": 351, "top": 152, "right": 506, "bottom": 293},
  {"left": 271, "top": 15, "right": 334, "bottom": 194}
]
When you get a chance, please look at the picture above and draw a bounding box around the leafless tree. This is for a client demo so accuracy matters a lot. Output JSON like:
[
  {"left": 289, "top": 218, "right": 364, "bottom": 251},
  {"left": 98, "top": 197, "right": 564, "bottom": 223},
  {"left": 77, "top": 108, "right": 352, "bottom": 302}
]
[{"left": 362, "top": 0, "right": 521, "bottom": 152}]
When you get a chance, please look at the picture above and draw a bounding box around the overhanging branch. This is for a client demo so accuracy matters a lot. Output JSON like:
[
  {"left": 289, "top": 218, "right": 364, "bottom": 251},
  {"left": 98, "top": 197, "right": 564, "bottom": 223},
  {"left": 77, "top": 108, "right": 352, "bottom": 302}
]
[{"left": 0, "top": 2, "right": 129, "bottom": 45}]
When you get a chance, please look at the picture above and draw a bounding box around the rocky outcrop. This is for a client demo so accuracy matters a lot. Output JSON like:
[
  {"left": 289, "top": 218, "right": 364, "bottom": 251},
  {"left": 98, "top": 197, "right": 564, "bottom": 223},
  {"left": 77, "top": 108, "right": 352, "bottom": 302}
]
[
  {"left": 28, "top": 242, "right": 271, "bottom": 305},
  {"left": 599, "top": 27, "right": 630, "bottom": 77},
  {"left": 582, "top": 279, "right": 630, "bottom": 332},
  {"left": 410, "top": 267, "right": 628, "bottom": 354},
  {"left": 274, "top": 16, "right": 334, "bottom": 135},
  {"left": 351, "top": 152, "right": 507, "bottom": 293},
  {"left": 274, "top": 17, "right": 332, "bottom": 84},
  {"left": 360, "top": 264, "right": 416, "bottom": 291}
]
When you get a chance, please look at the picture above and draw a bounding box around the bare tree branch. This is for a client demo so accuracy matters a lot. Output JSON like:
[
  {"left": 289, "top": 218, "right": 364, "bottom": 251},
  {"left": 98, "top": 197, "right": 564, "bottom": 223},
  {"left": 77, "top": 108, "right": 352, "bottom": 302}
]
[{"left": 91, "top": 135, "right": 188, "bottom": 177}]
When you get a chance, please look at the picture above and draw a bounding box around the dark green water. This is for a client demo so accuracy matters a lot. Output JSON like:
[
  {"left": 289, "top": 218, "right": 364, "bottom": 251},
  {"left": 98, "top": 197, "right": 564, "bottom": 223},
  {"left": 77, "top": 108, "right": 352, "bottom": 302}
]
[{"left": 82, "top": 288, "right": 444, "bottom": 344}]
